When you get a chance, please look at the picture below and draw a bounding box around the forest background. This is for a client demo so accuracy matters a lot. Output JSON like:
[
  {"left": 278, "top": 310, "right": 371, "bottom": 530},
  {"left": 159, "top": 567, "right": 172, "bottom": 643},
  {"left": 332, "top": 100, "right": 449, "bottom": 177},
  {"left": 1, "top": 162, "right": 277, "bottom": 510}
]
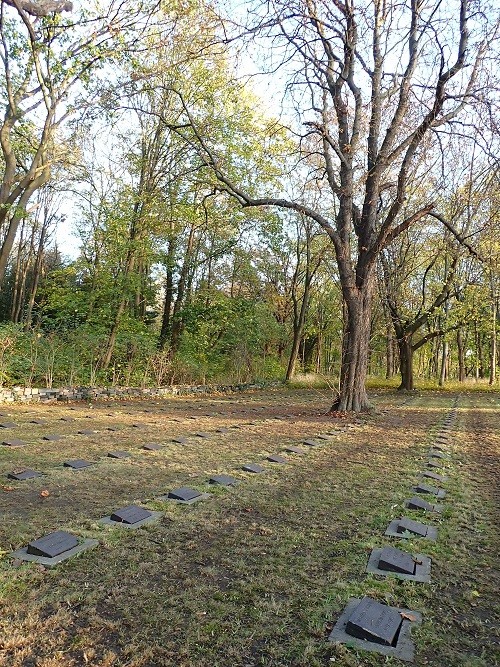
[{"left": 0, "top": 0, "right": 498, "bottom": 403}]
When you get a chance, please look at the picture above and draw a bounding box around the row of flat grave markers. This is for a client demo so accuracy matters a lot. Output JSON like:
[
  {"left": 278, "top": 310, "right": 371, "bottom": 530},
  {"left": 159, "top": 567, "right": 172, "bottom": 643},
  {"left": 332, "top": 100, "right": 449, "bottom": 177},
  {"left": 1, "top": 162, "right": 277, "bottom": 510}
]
[
  {"left": 9, "top": 416, "right": 341, "bottom": 567},
  {"left": 2, "top": 411, "right": 246, "bottom": 473},
  {"left": 329, "top": 407, "right": 457, "bottom": 662}
]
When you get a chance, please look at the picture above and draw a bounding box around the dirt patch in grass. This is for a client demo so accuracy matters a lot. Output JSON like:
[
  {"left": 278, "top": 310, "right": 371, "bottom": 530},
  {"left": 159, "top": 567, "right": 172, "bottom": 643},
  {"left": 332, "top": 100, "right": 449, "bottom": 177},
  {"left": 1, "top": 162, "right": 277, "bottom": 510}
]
[{"left": 0, "top": 389, "right": 498, "bottom": 666}]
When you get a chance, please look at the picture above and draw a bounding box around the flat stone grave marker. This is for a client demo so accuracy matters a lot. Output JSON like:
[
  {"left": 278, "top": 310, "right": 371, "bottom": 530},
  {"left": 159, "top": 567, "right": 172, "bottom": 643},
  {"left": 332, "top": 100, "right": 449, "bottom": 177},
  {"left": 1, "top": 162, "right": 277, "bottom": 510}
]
[
  {"left": 172, "top": 437, "right": 188, "bottom": 444},
  {"left": 413, "top": 482, "right": 446, "bottom": 498},
  {"left": 78, "top": 429, "right": 97, "bottom": 435},
  {"left": 216, "top": 428, "right": 229, "bottom": 434},
  {"left": 64, "top": 459, "right": 94, "bottom": 470},
  {"left": 427, "top": 460, "right": 444, "bottom": 469},
  {"left": 242, "top": 463, "right": 265, "bottom": 473},
  {"left": 131, "top": 423, "right": 146, "bottom": 429},
  {"left": 0, "top": 422, "right": 18, "bottom": 428},
  {"left": 8, "top": 469, "right": 43, "bottom": 481},
  {"left": 405, "top": 496, "right": 442, "bottom": 513},
  {"left": 165, "top": 487, "right": 209, "bottom": 504},
  {"left": 377, "top": 546, "right": 416, "bottom": 574},
  {"left": 328, "top": 596, "right": 420, "bottom": 661},
  {"left": 43, "top": 434, "right": 63, "bottom": 441},
  {"left": 284, "top": 446, "right": 305, "bottom": 454},
  {"left": 303, "top": 439, "right": 321, "bottom": 447},
  {"left": 195, "top": 432, "right": 211, "bottom": 438},
  {"left": 107, "top": 505, "right": 157, "bottom": 526},
  {"left": 60, "top": 416, "right": 76, "bottom": 422},
  {"left": 346, "top": 596, "right": 403, "bottom": 645},
  {"left": 209, "top": 474, "right": 239, "bottom": 486},
  {"left": 315, "top": 434, "right": 333, "bottom": 441},
  {"left": 2, "top": 439, "right": 27, "bottom": 447},
  {"left": 266, "top": 454, "right": 288, "bottom": 464},
  {"left": 28, "top": 531, "right": 79, "bottom": 557},
  {"left": 11, "top": 530, "right": 98, "bottom": 567},
  {"left": 30, "top": 419, "right": 47, "bottom": 425},
  {"left": 421, "top": 470, "right": 448, "bottom": 482},
  {"left": 106, "top": 426, "right": 121, "bottom": 432},
  {"left": 385, "top": 516, "right": 438, "bottom": 540},
  {"left": 107, "top": 451, "right": 131, "bottom": 459},
  {"left": 142, "top": 443, "right": 162, "bottom": 451},
  {"left": 429, "top": 450, "right": 447, "bottom": 459},
  {"left": 367, "top": 547, "right": 432, "bottom": 582}
]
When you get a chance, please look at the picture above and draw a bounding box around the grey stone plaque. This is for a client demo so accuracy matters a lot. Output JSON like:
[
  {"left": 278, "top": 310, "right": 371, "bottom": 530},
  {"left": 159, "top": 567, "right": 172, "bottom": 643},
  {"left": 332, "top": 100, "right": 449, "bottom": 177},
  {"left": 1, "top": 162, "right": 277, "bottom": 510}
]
[
  {"left": 43, "top": 434, "right": 63, "bottom": 441},
  {"left": 106, "top": 426, "right": 121, "bottom": 432},
  {"left": 110, "top": 505, "right": 152, "bottom": 524},
  {"left": 367, "top": 549, "right": 431, "bottom": 583},
  {"left": 172, "top": 437, "right": 188, "bottom": 444},
  {"left": 2, "top": 439, "right": 27, "bottom": 447},
  {"left": 405, "top": 496, "right": 442, "bottom": 513},
  {"left": 429, "top": 450, "right": 447, "bottom": 459},
  {"left": 143, "top": 443, "right": 162, "bottom": 450},
  {"left": 378, "top": 546, "right": 415, "bottom": 575},
  {"left": 266, "top": 455, "right": 288, "bottom": 463},
  {"left": 12, "top": 536, "right": 98, "bottom": 567},
  {"left": 131, "top": 423, "right": 146, "bottom": 429},
  {"left": 27, "top": 531, "right": 79, "bottom": 558},
  {"left": 345, "top": 597, "right": 402, "bottom": 646},
  {"left": 209, "top": 474, "right": 239, "bottom": 486},
  {"left": 303, "top": 439, "right": 320, "bottom": 447},
  {"left": 427, "top": 460, "right": 443, "bottom": 469},
  {"left": 284, "top": 446, "right": 305, "bottom": 454},
  {"left": 7, "top": 469, "right": 43, "bottom": 480},
  {"left": 60, "top": 416, "right": 76, "bottom": 422},
  {"left": 64, "top": 459, "right": 94, "bottom": 469},
  {"left": 30, "top": 419, "right": 47, "bottom": 425},
  {"left": 422, "top": 470, "right": 448, "bottom": 482},
  {"left": 107, "top": 451, "right": 131, "bottom": 459},
  {"left": 78, "top": 429, "right": 96, "bottom": 435},
  {"left": 397, "top": 517, "right": 428, "bottom": 536},
  {"left": 0, "top": 422, "right": 17, "bottom": 428},
  {"left": 242, "top": 463, "right": 265, "bottom": 473},
  {"left": 166, "top": 487, "right": 207, "bottom": 503},
  {"left": 216, "top": 428, "right": 229, "bottom": 434},
  {"left": 195, "top": 432, "right": 211, "bottom": 438},
  {"left": 384, "top": 517, "right": 437, "bottom": 541},
  {"left": 413, "top": 483, "right": 446, "bottom": 498}
]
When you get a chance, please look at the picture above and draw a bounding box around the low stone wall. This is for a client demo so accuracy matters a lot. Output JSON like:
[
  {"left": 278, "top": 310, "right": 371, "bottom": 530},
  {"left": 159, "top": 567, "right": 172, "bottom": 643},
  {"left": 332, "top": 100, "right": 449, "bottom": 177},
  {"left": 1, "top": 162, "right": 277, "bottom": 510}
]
[{"left": 0, "top": 381, "right": 283, "bottom": 404}]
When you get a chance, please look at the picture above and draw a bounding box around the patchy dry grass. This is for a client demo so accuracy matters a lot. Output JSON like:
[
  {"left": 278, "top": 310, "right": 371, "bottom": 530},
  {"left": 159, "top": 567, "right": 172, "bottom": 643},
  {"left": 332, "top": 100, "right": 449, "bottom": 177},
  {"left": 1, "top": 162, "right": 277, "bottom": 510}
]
[{"left": 0, "top": 388, "right": 498, "bottom": 666}]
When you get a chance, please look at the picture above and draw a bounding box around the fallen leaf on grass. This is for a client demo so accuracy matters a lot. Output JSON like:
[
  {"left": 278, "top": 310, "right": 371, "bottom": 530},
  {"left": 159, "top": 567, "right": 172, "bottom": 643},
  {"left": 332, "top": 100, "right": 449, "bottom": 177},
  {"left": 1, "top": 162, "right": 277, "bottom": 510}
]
[
  {"left": 400, "top": 612, "right": 417, "bottom": 622},
  {"left": 40, "top": 489, "right": 50, "bottom": 498},
  {"left": 1, "top": 486, "right": 14, "bottom": 492}
]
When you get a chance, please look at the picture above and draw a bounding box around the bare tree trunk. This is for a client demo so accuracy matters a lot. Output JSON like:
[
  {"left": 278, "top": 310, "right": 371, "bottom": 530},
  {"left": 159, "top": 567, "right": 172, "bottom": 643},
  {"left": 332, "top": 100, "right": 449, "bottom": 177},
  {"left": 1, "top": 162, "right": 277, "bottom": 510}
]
[
  {"left": 158, "top": 239, "right": 176, "bottom": 351},
  {"left": 169, "top": 224, "right": 196, "bottom": 356},
  {"left": 285, "top": 279, "right": 310, "bottom": 380},
  {"left": 386, "top": 323, "right": 394, "bottom": 379},
  {"left": 332, "top": 277, "right": 375, "bottom": 412},
  {"left": 457, "top": 328, "right": 465, "bottom": 382},
  {"left": 490, "top": 292, "right": 497, "bottom": 385},
  {"left": 397, "top": 335, "right": 414, "bottom": 391}
]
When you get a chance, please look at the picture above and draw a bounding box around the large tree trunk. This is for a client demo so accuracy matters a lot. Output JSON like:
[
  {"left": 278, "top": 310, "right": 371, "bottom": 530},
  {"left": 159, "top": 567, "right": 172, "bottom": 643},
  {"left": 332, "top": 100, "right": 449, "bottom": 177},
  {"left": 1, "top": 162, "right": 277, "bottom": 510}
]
[
  {"left": 397, "top": 335, "right": 415, "bottom": 391},
  {"left": 333, "top": 279, "right": 374, "bottom": 412},
  {"left": 489, "top": 291, "right": 497, "bottom": 385}
]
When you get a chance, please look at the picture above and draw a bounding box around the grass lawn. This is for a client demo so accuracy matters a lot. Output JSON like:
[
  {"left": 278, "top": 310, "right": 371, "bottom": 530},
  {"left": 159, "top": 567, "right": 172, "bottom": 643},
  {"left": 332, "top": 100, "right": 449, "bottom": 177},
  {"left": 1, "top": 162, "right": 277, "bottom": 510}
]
[{"left": 0, "top": 387, "right": 498, "bottom": 666}]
